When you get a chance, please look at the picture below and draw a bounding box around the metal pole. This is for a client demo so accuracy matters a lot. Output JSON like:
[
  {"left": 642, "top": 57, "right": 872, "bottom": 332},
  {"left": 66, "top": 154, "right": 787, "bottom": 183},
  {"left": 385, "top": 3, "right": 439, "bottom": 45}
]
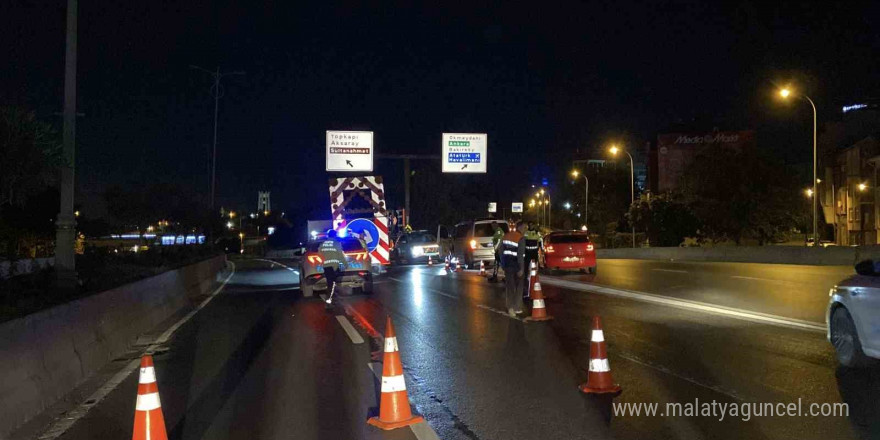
[
  {"left": 548, "top": 194, "right": 551, "bottom": 229},
  {"left": 626, "top": 151, "right": 635, "bottom": 248},
  {"left": 403, "top": 157, "right": 411, "bottom": 224},
  {"left": 805, "top": 95, "right": 818, "bottom": 247},
  {"left": 55, "top": 0, "right": 78, "bottom": 289},
  {"left": 584, "top": 176, "right": 589, "bottom": 226},
  {"left": 190, "top": 65, "right": 244, "bottom": 211},
  {"left": 210, "top": 68, "right": 219, "bottom": 210}
]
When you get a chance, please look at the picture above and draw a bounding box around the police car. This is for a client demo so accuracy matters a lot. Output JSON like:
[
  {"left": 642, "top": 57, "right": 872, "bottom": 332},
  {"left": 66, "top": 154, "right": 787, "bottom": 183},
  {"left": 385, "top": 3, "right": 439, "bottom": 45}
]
[{"left": 299, "top": 237, "right": 373, "bottom": 297}]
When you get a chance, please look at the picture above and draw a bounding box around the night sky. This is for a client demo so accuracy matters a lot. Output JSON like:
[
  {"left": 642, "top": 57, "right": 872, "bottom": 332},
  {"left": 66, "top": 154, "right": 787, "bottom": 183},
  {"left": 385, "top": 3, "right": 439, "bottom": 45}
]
[{"left": 2, "top": 1, "right": 878, "bottom": 224}]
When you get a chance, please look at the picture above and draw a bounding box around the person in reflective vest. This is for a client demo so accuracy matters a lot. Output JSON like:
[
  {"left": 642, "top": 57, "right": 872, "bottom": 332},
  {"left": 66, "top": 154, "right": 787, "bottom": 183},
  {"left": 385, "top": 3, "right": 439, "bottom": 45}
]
[
  {"left": 500, "top": 222, "right": 526, "bottom": 317},
  {"left": 489, "top": 222, "right": 505, "bottom": 282},
  {"left": 523, "top": 222, "right": 542, "bottom": 299},
  {"left": 319, "top": 229, "right": 346, "bottom": 308}
]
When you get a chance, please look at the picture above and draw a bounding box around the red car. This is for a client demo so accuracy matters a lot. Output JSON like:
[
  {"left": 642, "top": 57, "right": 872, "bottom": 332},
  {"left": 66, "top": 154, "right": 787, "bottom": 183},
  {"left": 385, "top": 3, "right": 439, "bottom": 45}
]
[{"left": 542, "top": 231, "right": 597, "bottom": 274}]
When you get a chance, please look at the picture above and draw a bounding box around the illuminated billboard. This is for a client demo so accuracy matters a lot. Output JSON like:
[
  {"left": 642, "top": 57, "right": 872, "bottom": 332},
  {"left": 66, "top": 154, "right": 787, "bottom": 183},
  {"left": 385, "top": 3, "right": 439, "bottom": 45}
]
[{"left": 656, "top": 130, "right": 755, "bottom": 191}]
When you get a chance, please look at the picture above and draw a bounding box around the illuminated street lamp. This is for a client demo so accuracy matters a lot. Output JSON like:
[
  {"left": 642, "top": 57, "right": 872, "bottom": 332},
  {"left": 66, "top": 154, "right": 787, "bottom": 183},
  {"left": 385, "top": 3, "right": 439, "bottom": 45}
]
[
  {"left": 858, "top": 183, "right": 868, "bottom": 192},
  {"left": 239, "top": 232, "right": 245, "bottom": 254},
  {"left": 228, "top": 211, "right": 236, "bottom": 218},
  {"left": 564, "top": 202, "right": 571, "bottom": 210},
  {"left": 805, "top": 188, "right": 813, "bottom": 197},
  {"left": 571, "top": 170, "right": 589, "bottom": 225},
  {"left": 779, "top": 86, "right": 819, "bottom": 246},
  {"left": 226, "top": 221, "right": 234, "bottom": 229},
  {"left": 609, "top": 145, "right": 635, "bottom": 248}
]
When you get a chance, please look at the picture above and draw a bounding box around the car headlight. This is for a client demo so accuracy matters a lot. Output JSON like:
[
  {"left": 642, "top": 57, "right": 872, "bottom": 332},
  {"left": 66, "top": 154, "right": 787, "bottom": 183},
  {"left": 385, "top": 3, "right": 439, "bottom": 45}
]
[{"left": 411, "top": 247, "right": 424, "bottom": 257}]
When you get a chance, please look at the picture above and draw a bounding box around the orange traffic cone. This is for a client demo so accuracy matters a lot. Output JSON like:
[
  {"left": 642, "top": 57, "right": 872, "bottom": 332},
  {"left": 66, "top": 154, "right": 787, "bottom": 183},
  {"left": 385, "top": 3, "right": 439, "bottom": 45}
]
[
  {"left": 444, "top": 258, "right": 450, "bottom": 271},
  {"left": 527, "top": 260, "right": 538, "bottom": 293},
  {"left": 524, "top": 275, "right": 553, "bottom": 322},
  {"left": 368, "top": 317, "right": 424, "bottom": 430},
  {"left": 455, "top": 260, "right": 462, "bottom": 272},
  {"left": 132, "top": 355, "right": 168, "bottom": 440},
  {"left": 479, "top": 260, "right": 486, "bottom": 276},
  {"left": 428, "top": 256, "right": 433, "bottom": 266},
  {"left": 579, "top": 317, "right": 621, "bottom": 395}
]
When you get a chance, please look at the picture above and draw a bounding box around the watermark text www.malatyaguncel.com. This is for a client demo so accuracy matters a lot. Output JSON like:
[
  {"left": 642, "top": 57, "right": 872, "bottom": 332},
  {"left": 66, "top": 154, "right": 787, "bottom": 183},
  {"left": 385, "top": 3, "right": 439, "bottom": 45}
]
[{"left": 613, "top": 398, "right": 848, "bottom": 421}]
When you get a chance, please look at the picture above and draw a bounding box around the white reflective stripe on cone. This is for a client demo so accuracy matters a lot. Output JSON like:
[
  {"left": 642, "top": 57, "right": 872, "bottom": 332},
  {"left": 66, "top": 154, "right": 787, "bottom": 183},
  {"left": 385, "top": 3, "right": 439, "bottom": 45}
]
[
  {"left": 384, "top": 337, "right": 399, "bottom": 352},
  {"left": 532, "top": 299, "right": 545, "bottom": 309},
  {"left": 591, "top": 330, "right": 605, "bottom": 342},
  {"left": 533, "top": 283, "right": 542, "bottom": 291},
  {"left": 589, "top": 358, "right": 610, "bottom": 373},
  {"left": 381, "top": 374, "right": 407, "bottom": 393},
  {"left": 138, "top": 367, "right": 156, "bottom": 384},
  {"left": 136, "top": 392, "right": 161, "bottom": 411}
]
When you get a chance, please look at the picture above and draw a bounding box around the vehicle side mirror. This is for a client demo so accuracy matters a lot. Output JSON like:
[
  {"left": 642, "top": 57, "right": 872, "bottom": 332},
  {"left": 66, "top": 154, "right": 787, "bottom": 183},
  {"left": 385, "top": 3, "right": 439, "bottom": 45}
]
[
  {"left": 855, "top": 259, "right": 875, "bottom": 276},
  {"left": 292, "top": 247, "right": 305, "bottom": 257}
]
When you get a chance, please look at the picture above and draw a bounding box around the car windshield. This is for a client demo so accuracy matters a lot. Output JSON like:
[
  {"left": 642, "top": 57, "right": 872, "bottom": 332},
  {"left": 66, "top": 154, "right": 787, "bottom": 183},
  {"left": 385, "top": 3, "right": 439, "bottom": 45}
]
[
  {"left": 408, "top": 233, "right": 436, "bottom": 243},
  {"left": 474, "top": 222, "right": 506, "bottom": 237},
  {"left": 548, "top": 234, "right": 590, "bottom": 244}
]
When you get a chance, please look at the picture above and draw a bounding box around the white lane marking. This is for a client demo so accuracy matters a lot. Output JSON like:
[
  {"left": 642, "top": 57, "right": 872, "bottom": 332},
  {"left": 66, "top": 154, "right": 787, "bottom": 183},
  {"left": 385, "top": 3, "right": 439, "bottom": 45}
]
[
  {"left": 37, "top": 261, "right": 237, "bottom": 440},
  {"left": 652, "top": 268, "right": 688, "bottom": 273},
  {"left": 541, "top": 276, "right": 825, "bottom": 332},
  {"left": 365, "top": 363, "right": 441, "bottom": 440},
  {"left": 335, "top": 315, "right": 365, "bottom": 344},
  {"left": 256, "top": 258, "right": 299, "bottom": 273},
  {"left": 368, "top": 362, "right": 382, "bottom": 378},
  {"left": 410, "top": 421, "right": 442, "bottom": 440},
  {"left": 476, "top": 304, "right": 523, "bottom": 321}
]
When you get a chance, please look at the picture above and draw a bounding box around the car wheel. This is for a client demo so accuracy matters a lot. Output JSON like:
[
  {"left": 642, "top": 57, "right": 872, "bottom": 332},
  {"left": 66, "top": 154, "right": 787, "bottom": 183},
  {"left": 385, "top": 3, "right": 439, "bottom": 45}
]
[
  {"left": 588, "top": 266, "right": 597, "bottom": 275},
  {"left": 831, "top": 307, "right": 871, "bottom": 368},
  {"left": 301, "top": 283, "right": 314, "bottom": 298}
]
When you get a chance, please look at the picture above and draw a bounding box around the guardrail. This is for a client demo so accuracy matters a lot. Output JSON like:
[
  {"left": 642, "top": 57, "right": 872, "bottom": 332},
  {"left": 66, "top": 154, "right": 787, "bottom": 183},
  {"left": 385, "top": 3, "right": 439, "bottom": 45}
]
[{"left": 0, "top": 255, "right": 227, "bottom": 438}]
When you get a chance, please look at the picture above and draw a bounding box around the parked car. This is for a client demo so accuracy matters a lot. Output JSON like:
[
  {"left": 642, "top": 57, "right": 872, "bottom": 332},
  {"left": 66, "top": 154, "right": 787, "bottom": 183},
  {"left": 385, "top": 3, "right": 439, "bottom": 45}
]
[
  {"left": 542, "top": 231, "right": 596, "bottom": 274},
  {"left": 827, "top": 259, "right": 880, "bottom": 367},
  {"left": 299, "top": 237, "right": 373, "bottom": 297},
  {"left": 391, "top": 230, "right": 440, "bottom": 265},
  {"left": 449, "top": 219, "right": 508, "bottom": 268}
]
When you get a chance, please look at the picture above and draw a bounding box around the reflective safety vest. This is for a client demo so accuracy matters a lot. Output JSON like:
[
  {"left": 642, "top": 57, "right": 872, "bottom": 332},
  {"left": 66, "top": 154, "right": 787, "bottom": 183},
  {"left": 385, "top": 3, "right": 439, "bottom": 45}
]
[
  {"left": 492, "top": 228, "right": 505, "bottom": 250},
  {"left": 319, "top": 239, "right": 346, "bottom": 270},
  {"left": 524, "top": 230, "right": 541, "bottom": 252},
  {"left": 500, "top": 231, "right": 523, "bottom": 267}
]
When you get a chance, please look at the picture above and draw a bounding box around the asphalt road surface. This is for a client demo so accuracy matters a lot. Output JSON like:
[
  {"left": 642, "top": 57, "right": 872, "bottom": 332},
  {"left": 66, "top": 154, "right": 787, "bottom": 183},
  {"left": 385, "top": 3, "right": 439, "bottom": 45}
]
[{"left": 39, "top": 258, "right": 880, "bottom": 440}]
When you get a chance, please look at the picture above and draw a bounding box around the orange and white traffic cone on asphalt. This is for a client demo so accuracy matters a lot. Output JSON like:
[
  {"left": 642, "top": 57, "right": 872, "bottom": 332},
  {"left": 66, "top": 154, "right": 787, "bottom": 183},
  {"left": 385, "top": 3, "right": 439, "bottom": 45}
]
[
  {"left": 455, "top": 260, "right": 462, "bottom": 272},
  {"left": 479, "top": 260, "right": 486, "bottom": 276},
  {"left": 368, "top": 316, "right": 424, "bottom": 430},
  {"left": 132, "top": 355, "right": 168, "bottom": 440},
  {"left": 524, "top": 273, "right": 553, "bottom": 322},
  {"left": 527, "top": 260, "right": 538, "bottom": 293},
  {"left": 444, "top": 258, "right": 450, "bottom": 271},
  {"left": 579, "top": 316, "right": 621, "bottom": 395},
  {"left": 428, "top": 256, "right": 433, "bottom": 267}
]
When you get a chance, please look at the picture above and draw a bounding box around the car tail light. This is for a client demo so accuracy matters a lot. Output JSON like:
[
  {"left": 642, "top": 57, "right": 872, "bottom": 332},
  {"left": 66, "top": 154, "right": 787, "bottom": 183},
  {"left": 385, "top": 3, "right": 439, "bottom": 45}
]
[
  {"left": 346, "top": 251, "right": 368, "bottom": 261},
  {"left": 469, "top": 239, "right": 477, "bottom": 250},
  {"left": 358, "top": 271, "right": 368, "bottom": 277},
  {"left": 307, "top": 254, "right": 323, "bottom": 264},
  {"left": 587, "top": 243, "right": 594, "bottom": 251},
  {"left": 545, "top": 245, "right": 555, "bottom": 253}
]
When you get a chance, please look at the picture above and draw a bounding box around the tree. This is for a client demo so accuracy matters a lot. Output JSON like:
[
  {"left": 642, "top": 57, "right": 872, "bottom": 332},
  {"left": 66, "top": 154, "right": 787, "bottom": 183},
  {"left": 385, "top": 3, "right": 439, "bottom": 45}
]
[
  {"left": 679, "top": 146, "right": 801, "bottom": 245},
  {"left": 629, "top": 192, "right": 699, "bottom": 246},
  {"left": 0, "top": 107, "right": 63, "bottom": 209}
]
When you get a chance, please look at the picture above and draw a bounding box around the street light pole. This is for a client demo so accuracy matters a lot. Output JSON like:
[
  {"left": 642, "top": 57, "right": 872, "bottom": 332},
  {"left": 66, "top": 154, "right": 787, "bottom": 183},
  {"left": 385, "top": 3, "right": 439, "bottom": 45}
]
[
  {"left": 190, "top": 65, "right": 245, "bottom": 211},
  {"left": 780, "top": 88, "right": 819, "bottom": 246},
  {"left": 610, "top": 146, "right": 636, "bottom": 248},
  {"left": 55, "top": 0, "right": 78, "bottom": 290},
  {"left": 571, "top": 170, "right": 589, "bottom": 227}
]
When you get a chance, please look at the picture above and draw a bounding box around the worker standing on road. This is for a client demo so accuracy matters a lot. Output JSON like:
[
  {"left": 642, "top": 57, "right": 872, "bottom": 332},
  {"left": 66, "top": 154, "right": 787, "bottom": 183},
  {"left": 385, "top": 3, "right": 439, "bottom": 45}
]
[
  {"left": 489, "top": 222, "right": 505, "bottom": 282},
  {"left": 523, "top": 222, "right": 542, "bottom": 300},
  {"left": 320, "top": 229, "right": 347, "bottom": 309},
  {"left": 500, "top": 222, "right": 526, "bottom": 317}
]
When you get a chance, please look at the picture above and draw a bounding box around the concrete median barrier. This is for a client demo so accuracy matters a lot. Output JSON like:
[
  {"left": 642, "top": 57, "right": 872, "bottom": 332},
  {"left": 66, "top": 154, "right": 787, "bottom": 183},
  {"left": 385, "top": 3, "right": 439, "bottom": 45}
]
[
  {"left": 596, "top": 246, "right": 869, "bottom": 266},
  {"left": 0, "top": 254, "right": 227, "bottom": 438}
]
